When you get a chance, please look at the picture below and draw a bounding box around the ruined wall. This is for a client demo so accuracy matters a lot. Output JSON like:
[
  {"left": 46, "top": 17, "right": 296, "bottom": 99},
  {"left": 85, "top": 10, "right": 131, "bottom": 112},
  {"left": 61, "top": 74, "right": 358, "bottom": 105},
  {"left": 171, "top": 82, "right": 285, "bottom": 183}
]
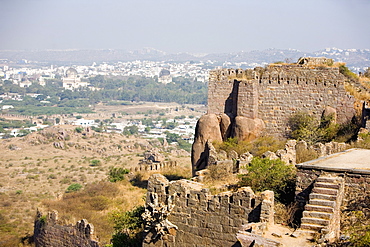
[
  {"left": 207, "top": 63, "right": 356, "bottom": 136},
  {"left": 133, "top": 160, "right": 178, "bottom": 172},
  {"left": 34, "top": 210, "right": 100, "bottom": 247},
  {"left": 142, "top": 174, "right": 274, "bottom": 247}
]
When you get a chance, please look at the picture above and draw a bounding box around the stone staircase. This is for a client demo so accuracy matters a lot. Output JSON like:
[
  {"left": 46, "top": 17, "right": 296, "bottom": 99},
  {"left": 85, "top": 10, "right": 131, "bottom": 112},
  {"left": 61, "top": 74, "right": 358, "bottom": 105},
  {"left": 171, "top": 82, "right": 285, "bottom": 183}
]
[{"left": 300, "top": 175, "right": 344, "bottom": 241}]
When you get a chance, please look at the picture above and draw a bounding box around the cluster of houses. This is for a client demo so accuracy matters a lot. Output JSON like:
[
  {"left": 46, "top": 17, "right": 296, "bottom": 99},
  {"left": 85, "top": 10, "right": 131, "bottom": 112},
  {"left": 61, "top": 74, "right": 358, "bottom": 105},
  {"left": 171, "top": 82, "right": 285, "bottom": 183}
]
[{"left": 0, "top": 59, "right": 212, "bottom": 90}]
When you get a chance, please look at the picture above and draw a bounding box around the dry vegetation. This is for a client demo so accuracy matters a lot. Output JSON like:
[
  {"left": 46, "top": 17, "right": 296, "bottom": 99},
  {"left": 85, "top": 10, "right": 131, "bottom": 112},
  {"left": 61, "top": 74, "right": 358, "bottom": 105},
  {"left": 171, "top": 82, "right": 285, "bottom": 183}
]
[{"left": 0, "top": 123, "right": 192, "bottom": 246}]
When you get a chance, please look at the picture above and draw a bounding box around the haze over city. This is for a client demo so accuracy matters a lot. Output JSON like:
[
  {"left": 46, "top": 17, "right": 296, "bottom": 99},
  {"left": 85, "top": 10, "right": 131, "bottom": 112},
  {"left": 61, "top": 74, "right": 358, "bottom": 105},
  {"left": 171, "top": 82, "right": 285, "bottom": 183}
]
[{"left": 1, "top": 0, "right": 370, "bottom": 53}]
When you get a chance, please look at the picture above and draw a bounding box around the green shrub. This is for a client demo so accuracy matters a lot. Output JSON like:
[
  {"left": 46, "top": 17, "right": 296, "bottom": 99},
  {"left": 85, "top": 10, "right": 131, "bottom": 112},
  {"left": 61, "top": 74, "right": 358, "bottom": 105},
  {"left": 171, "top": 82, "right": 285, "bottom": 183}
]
[
  {"left": 339, "top": 64, "right": 359, "bottom": 82},
  {"left": 108, "top": 167, "right": 130, "bottom": 182},
  {"left": 287, "top": 112, "right": 339, "bottom": 144},
  {"left": 346, "top": 211, "right": 370, "bottom": 246},
  {"left": 75, "top": 127, "right": 84, "bottom": 133},
  {"left": 66, "top": 183, "right": 83, "bottom": 193},
  {"left": 213, "top": 136, "right": 285, "bottom": 156},
  {"left": 90, "top": 159, "right": 102, "bottom": 167},
  {"left": 110, "top": 206, "right": 145, "bottom": 247},
  {"left": 238, "top": 157, "right": 296, "bottom": 204}
]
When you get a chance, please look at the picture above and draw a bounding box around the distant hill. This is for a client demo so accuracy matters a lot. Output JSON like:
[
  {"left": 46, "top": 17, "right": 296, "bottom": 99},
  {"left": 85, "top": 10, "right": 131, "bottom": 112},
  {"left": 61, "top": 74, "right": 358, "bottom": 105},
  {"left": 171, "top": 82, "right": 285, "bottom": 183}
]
[{"left": 0, "top": 47, "right": 369, "bottom": 69}]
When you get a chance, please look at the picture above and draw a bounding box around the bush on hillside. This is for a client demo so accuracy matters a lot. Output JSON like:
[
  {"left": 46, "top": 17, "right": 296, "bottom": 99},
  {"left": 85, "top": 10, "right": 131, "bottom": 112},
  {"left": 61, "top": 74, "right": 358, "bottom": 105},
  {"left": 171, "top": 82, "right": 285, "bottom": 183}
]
[
  {"left": 213, "top": 136, "right": 285, "bottom": 156},
  {"left": 238, "top": 157, "right": 296, "bottom": 204},
  {"left": 108, "top": 167, "right": 130, "bottom": 182},
  {"left": 110, "top": 206, "right": 145, "bottom": 247},
  {"left": 66, "top": 183, "right": 83, "bottom": 193}
]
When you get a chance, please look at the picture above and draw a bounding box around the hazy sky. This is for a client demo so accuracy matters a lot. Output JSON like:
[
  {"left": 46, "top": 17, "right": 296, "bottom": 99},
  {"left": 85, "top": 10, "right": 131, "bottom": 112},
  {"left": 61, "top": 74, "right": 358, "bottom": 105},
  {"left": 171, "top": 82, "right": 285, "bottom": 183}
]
[{"left": 1, "top": 0, "right": 369, "bottom": 53}]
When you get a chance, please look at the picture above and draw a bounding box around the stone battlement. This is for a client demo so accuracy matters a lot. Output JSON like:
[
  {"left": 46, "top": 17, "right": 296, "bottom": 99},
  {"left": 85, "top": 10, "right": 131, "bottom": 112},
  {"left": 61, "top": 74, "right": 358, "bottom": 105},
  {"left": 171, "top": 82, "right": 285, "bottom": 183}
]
[
  {"left": 143, "top": 174, "right": 274, "bottom": 246},
  {"left": 34, "top": 210, "right": 100, "bottom": 247},
  {"left": 192, "top": 57, "right": 357, "bottom": 174},
  {"left": 209, "top": 64, "right": 343, "bottom": 86},
  {"left": 207, "top": 58, "right": 355, "bottom": 136}
]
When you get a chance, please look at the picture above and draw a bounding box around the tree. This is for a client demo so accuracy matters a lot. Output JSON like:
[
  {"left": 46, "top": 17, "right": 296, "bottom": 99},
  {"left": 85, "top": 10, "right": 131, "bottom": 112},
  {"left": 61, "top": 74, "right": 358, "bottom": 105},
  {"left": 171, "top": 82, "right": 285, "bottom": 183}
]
[
  {"left": 110, "top": 206, "right": 145, "bottom": 247},
  {"left": 66, "top": 183, "right": 83, "bottom": 193},
  {"left": 108, "top": 167, "right": 130, "bottom": 182},
  {"left": 123, "top": 125, "right": 138, "bottom": 135}
]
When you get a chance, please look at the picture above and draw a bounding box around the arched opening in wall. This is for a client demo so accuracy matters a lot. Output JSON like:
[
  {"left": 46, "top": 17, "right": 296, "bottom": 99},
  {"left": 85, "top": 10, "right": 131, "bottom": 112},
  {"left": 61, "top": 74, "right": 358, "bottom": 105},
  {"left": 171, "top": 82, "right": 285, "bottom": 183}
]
[
  {"left": 229, "top": 195, "right": 234, "bottom": 203},
  {"left": 197, "top": 194, "right": 200, "bottom": 201},
  {"left": 334, "top": 84, "right": 337, "bottom": 87},
  {"left": 269, "top": 80, "right": 271, "bottom": 84},
  {"left": 206, "top": 201, "right": 210, "bottom": 211},
  {"left": 287, "top": 81, "right": 290, "bottom": 84},
  {"left": 239, "top": 199, "right": 243, "bottom": 206},
  {"left": 324, "top": 82, "right": 327, "bottom": 86},
  {"left": 251, "top": 198, "right": 256, "bottom": 208},
  {"left": 315, "top": 82, "right": 317, "bottom": 86},
  {"left": 165, "top": 186, "right": 169, "bottom": 194}
]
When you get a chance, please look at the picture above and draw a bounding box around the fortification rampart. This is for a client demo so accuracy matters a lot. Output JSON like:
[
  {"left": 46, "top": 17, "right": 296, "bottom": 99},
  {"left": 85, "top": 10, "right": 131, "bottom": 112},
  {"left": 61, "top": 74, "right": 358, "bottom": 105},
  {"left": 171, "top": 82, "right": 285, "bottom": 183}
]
[
  {"left": 133, "top": 160, "right": 177, "bottom": 172},
  {"left": 34, "top": 210, "right": 100, "bottom": 247},
  {"left": 142, "top": 174, "right": 274, "bottom": 246},
  {"left": 208, "top": 64, "right": 356, "bottom": 136}
]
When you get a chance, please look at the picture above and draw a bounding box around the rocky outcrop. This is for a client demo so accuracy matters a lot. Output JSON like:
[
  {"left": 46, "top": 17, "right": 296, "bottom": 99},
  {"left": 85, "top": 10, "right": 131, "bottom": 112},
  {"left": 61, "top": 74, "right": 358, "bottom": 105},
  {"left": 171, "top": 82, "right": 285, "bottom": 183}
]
[
  {"left": 191, "top": 114, "right": 223, "bottom": 174},
  {"left": 233, "top": 116, "right": 265, "bottom": 142}
]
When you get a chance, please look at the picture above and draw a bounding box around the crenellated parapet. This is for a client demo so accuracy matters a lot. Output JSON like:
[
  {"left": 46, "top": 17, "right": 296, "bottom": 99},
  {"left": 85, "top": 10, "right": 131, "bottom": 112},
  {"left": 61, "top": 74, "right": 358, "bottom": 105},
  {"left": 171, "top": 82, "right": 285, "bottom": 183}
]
[
  {"left": 143, "top": 174, "right": 275, "bottom": 246},
  {"left": 209, "top": 64, "right": 345, "bottom": 87}
]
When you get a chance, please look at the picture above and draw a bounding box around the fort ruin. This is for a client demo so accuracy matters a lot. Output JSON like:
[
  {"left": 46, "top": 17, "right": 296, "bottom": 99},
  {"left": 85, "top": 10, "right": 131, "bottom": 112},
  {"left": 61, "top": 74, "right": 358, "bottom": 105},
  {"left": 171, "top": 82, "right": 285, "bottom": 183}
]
[{"left": 192, "top": 57, "right": 358, "bottom": 174}]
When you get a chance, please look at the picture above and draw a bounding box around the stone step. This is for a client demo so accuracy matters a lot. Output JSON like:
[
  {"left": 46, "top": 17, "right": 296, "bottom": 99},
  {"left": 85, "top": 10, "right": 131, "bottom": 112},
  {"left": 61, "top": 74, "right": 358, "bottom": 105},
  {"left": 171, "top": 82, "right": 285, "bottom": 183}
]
[
  {"left": 300, "top": 223, "right": 325, "bottom": 231},
  {"left": 310, "top": 199, "right": 336, "bottom": 207},
  {"left": 303, "top": 211, "right": 332, "bottom": 220},
  {"left": 309, "top": 193, "right": 337, "bottom": 201},
  {"left": 304, "top": 204, "right": 334, "bottom": 213},
  {"left": 315, "top": 182, "right": 340, "bottom": 190},
  {"left": 301, "top": 217, "right": 330, "bottom": 226},
  {"left": 316, "top": 176, "right": 343, "bottom": 184},
  {"left": 312, "top": 187, "right": 338, "bottom": 196},
  {"left": 297, "top": 229, "right": 316, "bottom": 236}
]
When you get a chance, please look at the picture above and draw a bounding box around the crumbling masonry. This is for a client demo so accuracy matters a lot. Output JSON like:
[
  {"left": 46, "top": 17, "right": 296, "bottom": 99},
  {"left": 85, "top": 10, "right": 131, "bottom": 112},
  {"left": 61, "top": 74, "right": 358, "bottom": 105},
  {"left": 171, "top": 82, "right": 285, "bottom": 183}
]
[{"left": 142, "top": 174, "right": 274, "bottom": 247}]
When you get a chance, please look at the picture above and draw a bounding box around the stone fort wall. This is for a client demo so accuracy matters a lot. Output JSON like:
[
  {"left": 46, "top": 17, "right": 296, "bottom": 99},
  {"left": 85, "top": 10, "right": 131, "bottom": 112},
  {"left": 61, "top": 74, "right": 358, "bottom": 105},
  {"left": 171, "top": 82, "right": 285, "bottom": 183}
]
[
  {"left": 142, "top": 174, "right": 274, "bottom": 247},
  {"left": 208, "top": 63, "right": 356, "bottom": 136},
  {"left": 34, "top": 210, "right": 100, "bottom": 247}
]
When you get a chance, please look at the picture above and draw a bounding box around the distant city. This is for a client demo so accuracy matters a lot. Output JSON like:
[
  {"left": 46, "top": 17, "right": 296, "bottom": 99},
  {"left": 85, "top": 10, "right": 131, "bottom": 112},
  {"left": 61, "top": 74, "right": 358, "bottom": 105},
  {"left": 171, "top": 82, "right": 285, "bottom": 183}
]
[{"left": 1, "top": 47, "right": 369, "bottom": 91}]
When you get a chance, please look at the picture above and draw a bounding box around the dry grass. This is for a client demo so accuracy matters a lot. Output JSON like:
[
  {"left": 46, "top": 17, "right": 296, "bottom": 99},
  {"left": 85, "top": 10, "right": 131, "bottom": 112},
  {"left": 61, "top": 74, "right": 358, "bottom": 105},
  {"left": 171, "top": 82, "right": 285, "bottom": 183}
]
[
  {"left": 345, "top": 82, "right": 370, "bottom": 102},
  {"left": 42, "top": 180, "right": 146, "bottom": 245},
  {"left": 0, "top": 125, "right": 192, "bottom": 246}
]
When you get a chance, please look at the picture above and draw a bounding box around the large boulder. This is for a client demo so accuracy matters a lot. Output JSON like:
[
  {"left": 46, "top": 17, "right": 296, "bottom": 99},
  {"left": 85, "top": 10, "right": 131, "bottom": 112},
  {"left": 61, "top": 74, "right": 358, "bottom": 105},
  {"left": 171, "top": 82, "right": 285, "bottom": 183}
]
[
  {"left": 218, "top": 113, "right": 232, "bottom": 141},
  {"left": 323, "top": 106, "right": 337, "bottom": 123},
  {"left": 191, "top": 114, "right": 223, "bottom": 175},
  {"left": 233, "top": 116, "right": 265, "bottom": 142}
]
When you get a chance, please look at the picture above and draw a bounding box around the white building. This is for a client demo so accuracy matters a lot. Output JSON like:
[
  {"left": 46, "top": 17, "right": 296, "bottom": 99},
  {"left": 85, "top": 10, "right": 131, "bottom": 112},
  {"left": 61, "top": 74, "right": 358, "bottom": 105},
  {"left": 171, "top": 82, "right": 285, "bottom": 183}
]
[{"left": 62, "top": 68, "right": 88, "bottom": 90}]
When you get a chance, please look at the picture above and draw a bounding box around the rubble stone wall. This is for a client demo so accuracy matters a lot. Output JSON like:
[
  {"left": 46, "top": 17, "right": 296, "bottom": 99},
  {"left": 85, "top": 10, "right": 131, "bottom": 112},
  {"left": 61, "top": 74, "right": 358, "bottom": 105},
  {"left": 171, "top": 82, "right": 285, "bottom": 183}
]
[
  {"left": 208, "top": 64, "right": 356, "bottom": 136},
  {"left": 34, "top": 210, "right": 100, "bottom": 247},
  {"left": 143, "top": 174, "right": 274, "bottom": 247},
  {"left": 133, "top": 160, "right": 177, "bottom": 172}
]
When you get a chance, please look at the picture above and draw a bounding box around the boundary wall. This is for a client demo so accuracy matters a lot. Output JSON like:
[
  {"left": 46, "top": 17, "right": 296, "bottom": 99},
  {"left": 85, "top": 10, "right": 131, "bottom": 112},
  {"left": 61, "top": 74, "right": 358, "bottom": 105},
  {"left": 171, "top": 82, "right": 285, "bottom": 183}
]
[
  {"left": 142, "top": 174, "right": 274, "bottom": 247},
  {"left": 34, "top": 210, "right": 100, "bottom": 247}
]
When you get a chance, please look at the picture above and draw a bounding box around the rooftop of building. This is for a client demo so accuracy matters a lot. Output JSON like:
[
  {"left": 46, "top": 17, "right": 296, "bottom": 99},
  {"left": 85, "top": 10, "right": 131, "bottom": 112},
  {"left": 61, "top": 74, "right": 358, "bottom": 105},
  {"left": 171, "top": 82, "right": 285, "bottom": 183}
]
[{"left": 296, "top": 148, "right": 370, "bottom": 174}]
